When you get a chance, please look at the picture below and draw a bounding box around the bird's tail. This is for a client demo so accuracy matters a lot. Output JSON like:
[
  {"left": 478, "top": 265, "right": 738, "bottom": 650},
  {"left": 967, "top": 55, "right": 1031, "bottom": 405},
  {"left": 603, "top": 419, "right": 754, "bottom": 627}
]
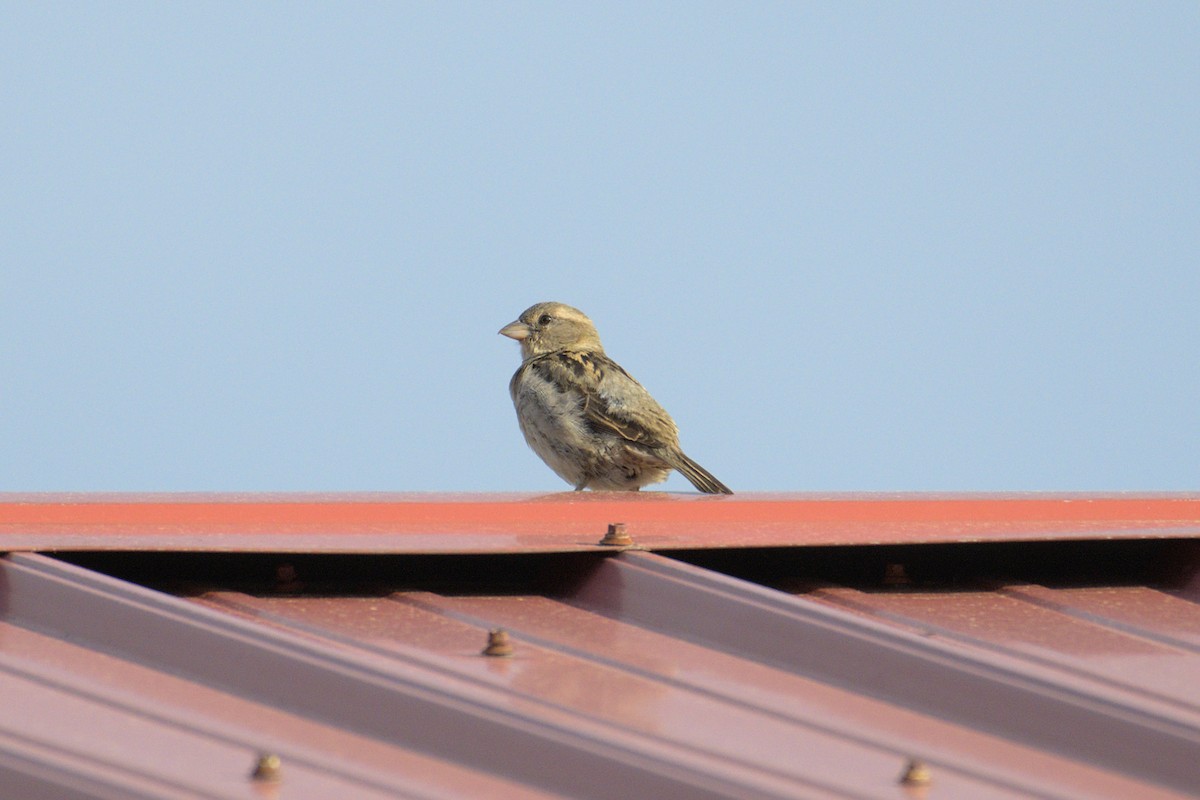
[{"left": 672, "top": 451, "right": 733, "bottom": 495}]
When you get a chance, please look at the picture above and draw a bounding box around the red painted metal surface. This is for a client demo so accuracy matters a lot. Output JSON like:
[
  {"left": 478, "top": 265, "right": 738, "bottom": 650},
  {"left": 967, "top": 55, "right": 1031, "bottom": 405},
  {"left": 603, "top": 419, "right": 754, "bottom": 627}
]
[
  {"left": 400, "top": 591, "right": 1183, "bottom": 799},
  {"left": 573, "top": 553, "right": 1200, "bottom": 794},
  {"left": 1, "top": 492, "right": 1198, "bottom": 552},
  {"left": 0, "top": 553, "right": 837, "bottom": 799},
  {"left": 2, "top": 495, "right": 1200, "bottom": 798},
  {"left": 0, "top": 547, "right": 1196, "bottom": 797}
]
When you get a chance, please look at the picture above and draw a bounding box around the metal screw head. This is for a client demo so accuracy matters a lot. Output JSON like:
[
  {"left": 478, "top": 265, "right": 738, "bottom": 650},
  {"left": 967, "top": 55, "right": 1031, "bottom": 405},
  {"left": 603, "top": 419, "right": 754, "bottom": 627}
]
[
  {"left": 482, "top": 628, "right": 514, "bottom": 657},
  {"left": 883, "top": 563, "right": 911, "bottom": 586},
  {"left": 599, "top": 522, "right": 633, "bottom": 547},
  {"left": 898, "top": 758, "right": 932, "bottom": 787},
  {"left": 274, "top": 564, "right": 303, "bottom": 593},
  {"left": 250, "top": 752, "right": 282, "bottom": 782}
]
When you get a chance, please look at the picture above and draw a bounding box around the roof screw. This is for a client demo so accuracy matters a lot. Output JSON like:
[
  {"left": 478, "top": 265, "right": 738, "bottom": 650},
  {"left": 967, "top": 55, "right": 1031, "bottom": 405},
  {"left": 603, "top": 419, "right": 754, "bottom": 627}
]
[
  {"left": 898, "top": 758, "right": 932, "bottom": 787},
  {"left": 599, "top": 522, "right": 633, "bottom": 547},
  {"left": 883, "top": 563, "right": 911, "bottom": 586},
  {"left": 482, "top": 628, "right": 514, "bottom": 657},
  {"left": 250, "top": 752, "right": 282, "bottom": 782},
  {"left": 274, "top": 563, "right": 303, "bottom": 593}
]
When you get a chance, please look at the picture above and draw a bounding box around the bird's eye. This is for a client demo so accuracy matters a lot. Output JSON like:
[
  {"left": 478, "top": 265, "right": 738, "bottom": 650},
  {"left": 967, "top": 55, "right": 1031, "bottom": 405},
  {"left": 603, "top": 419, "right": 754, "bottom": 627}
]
[{"left": 538, "top": 314, "right": 553, "bottom": 326}]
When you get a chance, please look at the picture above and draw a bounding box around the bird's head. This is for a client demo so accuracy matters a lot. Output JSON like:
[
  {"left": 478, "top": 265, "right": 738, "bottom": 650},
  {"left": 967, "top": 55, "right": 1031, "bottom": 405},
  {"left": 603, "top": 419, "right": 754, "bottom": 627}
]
[{"left": 499, "top": 302, "right": 604, "bottom": 359}]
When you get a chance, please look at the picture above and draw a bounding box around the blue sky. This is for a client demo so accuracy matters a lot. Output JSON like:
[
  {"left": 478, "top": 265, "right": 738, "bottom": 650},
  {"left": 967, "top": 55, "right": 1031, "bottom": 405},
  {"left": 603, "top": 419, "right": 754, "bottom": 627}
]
[{"left": 3, "top": 3, "right": 1197, "bottom": 492}]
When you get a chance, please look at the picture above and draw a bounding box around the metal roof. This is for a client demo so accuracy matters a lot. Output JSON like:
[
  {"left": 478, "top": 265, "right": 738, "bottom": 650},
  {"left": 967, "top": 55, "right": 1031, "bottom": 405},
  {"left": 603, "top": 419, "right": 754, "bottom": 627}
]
[
  {"left": 1, "top": 493, "right": 1199, "bottom": 799},
  {"left": 2, "top": 493, "right": 1197, "bottom": 551}
]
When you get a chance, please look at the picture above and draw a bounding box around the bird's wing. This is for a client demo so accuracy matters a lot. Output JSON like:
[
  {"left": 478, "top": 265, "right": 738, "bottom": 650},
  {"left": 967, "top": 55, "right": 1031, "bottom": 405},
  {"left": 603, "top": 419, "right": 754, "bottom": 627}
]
[{"left": 527, "top": 350, "right": 678, "bottom": 450}]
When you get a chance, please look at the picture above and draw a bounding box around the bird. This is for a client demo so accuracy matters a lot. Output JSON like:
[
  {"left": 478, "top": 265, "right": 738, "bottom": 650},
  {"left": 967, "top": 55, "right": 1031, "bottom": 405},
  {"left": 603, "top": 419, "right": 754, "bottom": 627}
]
[{"left": 498, "top": 302, "right": 732, "bottom": 494}]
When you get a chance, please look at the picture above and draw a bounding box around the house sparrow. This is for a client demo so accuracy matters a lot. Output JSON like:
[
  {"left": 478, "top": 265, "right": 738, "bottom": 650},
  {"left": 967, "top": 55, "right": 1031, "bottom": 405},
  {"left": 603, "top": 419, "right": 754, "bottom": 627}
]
[{"left": 499, "top": 302, "right": 732, "bottom": 494}]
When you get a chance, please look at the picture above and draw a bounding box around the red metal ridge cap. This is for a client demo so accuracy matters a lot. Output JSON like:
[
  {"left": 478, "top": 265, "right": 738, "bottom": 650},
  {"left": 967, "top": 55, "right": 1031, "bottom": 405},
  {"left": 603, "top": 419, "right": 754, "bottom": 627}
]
[{"left": 0, "top": 493, "right": 1198, "bottom": 553}]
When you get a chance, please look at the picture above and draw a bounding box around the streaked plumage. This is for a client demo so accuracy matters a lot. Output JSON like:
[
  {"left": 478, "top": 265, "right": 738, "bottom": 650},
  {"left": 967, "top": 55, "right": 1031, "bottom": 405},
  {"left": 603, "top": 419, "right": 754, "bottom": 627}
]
[{"left": 499, "top": 302, "right": 732, "bottom": 494}]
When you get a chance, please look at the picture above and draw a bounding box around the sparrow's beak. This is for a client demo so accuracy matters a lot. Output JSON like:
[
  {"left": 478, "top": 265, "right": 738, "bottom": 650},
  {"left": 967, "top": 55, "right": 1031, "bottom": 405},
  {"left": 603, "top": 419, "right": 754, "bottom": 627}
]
[{"left": 498, "top": 321, "right": 531, "bottom": 340}]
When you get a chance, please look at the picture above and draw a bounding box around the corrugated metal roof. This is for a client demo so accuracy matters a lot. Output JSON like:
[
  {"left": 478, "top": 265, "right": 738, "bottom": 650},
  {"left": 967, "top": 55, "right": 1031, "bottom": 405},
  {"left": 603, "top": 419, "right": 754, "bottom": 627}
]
[{"left": 1, "top": 494, "right": 1199, "bottom": 798}]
